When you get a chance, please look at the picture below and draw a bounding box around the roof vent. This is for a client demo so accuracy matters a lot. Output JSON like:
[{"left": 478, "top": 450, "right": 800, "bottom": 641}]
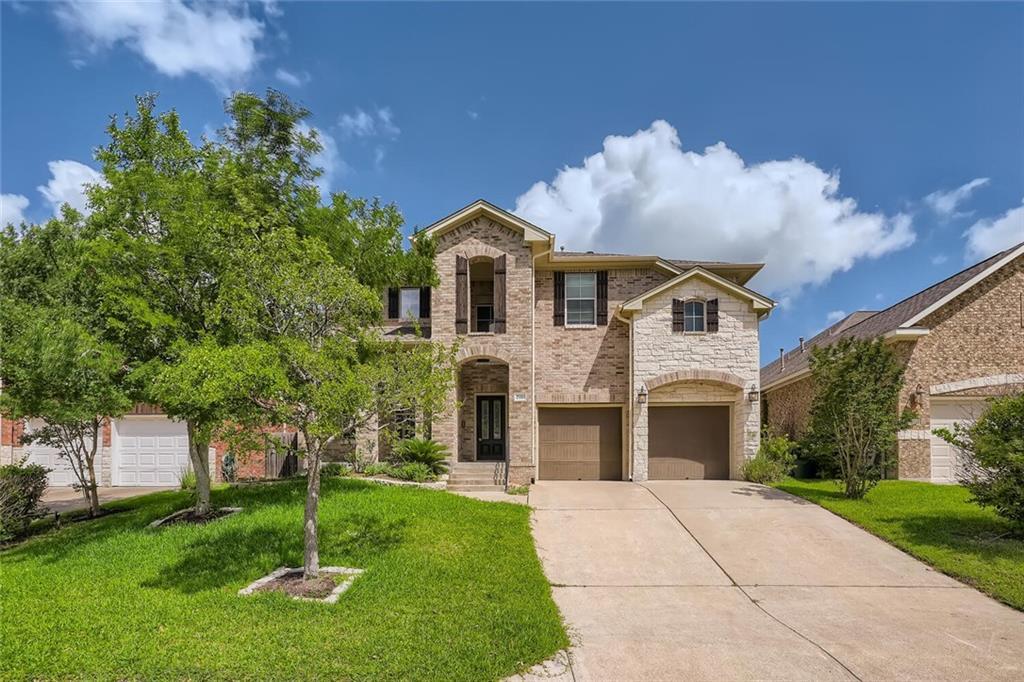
[
  {"left": 586, "top": 250, "right": 594, "bottom": 254},
  {"left": 799, "top": 337, "right": 805, "bottom": 352},
  {"left": 779, "top": 348, "right": 785, "bottom": 369}
]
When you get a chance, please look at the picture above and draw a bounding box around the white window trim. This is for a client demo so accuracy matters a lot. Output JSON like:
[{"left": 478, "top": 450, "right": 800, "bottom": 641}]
[
  {"left": 682, "top": 298, "right": 707, "bottom": 334},
  {"left": 565, "top": 272, "right": 598, "bottom": 328}
]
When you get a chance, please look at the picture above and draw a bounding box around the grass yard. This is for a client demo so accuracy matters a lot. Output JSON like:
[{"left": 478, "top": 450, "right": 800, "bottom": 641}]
[
  {"left": 774, "top": 479, "right": 1024, "bottom": 611},
  {"left": 0, "top": 479, "right": 568, "bottom": 681}
]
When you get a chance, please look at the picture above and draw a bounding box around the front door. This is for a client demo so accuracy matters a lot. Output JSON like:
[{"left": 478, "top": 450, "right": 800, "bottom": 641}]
[{"left": 477, "top": 395, "right": 506, "bottom": 461}]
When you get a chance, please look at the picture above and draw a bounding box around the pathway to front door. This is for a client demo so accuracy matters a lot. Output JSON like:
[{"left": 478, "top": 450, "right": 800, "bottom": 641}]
[
  {"left": 476, "top": 395, "right": 505, "bottom": 461},
  {"left": 528, "top": 480, "right": 1024, "bottom": 681}
]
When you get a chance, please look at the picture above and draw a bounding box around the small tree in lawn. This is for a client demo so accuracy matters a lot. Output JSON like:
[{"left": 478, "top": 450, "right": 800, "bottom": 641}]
[
  {"left": 223, "top": 229, "right": 457, "bottom": 578},
  {"left": 934, "top": 393, "right": 1024, "bottom": 534},
  {"left": 804, "top": 338, "right": 912, "bottom": 498},
  {"left": 0, "top": 213, "right": 131, "bottom": 517}
]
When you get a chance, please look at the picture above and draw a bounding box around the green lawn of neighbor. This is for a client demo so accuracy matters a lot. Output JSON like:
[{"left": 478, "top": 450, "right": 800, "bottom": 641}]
[
  {"left": 774, "top": 478, "right": 1024, "bottom": 611},
  {"left": 0, "top": 478, "right": 567, "bottom": 680}
]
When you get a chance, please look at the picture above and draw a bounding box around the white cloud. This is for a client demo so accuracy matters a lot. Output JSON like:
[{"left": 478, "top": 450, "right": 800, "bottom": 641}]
[
  {"left": 274, "top": 67, "right": 309, "bottom": 87},
  {"left": 338, "top": 107, "right": 400, "bottom": 139},
  {"left": 514, "top": 120, "right": 915, "bottom": 296},
  {"left": 1, "top": 194, "right": 30, "bottom": 227},
  {"left": 964, "top": 200, "right": 1024, "bottom": 261},
  {"left": 467, "top": 110, "right": 479, "bottom": 120},
  {"left": 37, "top": 160, "right": 104, "bottom": 215},
  {"left": 924, "top": 177, "right": 989, "bottom": 219},
  {"left": 826, "top": 310, "right": 847, "bottom": 325},
  {"left": 930, "top": 253, "right": 948, "bottom": 266},
  {"left": 53, "top": 0, "right": 266, "bottom": 89}
]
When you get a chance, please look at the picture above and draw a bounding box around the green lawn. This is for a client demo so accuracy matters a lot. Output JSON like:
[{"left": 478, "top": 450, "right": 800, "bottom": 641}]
[
  {"left": 774, "top": 478, "right": 1024, "bottom": 610},
  {"left": 0, "top": 479, "right": 568, "bottom": 681}
]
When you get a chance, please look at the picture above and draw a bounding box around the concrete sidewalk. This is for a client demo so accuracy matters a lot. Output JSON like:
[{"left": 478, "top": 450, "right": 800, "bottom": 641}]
[
  {"left": 527, "top": 480, "right": 1024, "bottom": 682},
  {"left": 42, "top": 486, "right": 173, "bottom": 514}
]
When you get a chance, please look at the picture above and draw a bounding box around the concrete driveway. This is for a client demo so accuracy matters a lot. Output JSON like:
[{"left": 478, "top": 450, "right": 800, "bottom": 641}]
[
  {"left": 528, "top": 480, "right": 1024, "bottom": 682},
  {"left": 41, "top": 486, "right": 173, "bottom": 514}
]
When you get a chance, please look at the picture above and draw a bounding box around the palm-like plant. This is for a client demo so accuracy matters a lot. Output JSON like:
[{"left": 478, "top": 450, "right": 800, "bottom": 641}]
[{"left": 394, "top": 438, "right": 450, "bottom": 475}]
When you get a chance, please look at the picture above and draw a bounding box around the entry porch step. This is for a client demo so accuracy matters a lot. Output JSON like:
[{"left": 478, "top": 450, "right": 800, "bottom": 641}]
[{"left": 446, "top": 483, "right": 506, "bottom": 492}]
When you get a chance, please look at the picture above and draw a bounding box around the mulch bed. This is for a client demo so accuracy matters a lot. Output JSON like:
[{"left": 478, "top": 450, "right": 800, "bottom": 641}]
[
  {"left": 254, "top": 572, "right": 344, "bottom": 599},
  {"left": 149, "top": 506, "right": 242, "bottom": 529}
]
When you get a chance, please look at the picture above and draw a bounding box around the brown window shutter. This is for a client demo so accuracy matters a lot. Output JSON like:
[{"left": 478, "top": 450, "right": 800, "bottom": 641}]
[
  {"left": 672, "top": 298, "right": 685, "bottom": 332},
  {"left": 596, "top": 271, "right": 608, "bottom": 326},
  {"left": 493, "top": 255, "right": 507, "bottom": 333},
  {"left": 419, "top": 286, "right": 431, "bottom": 319},
  {"left": 455, "top": 256, "right": 468, "bottom": 334},
  {"left": 553, "top": 271, "right": 565, "bottom": 326},
  {"left": 387, "top": 287, "right": 399, "bottom": 319},
  {"left": 707, "top": 298, "right": 719, "bottom": 332}
]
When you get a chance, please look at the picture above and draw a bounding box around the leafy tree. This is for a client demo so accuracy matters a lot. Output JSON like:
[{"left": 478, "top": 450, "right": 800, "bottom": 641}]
[
  {"left": 804, "top": 338, "right": 912, "bottom": 498},
  {"left": 0, "top": 212, "right": 130, "bottom": 517},
  {"left": 935, "top": 393, "right": 1024, "bottom": 534},
  {"left": 86, "top": 95, "right": 236, "bottom": 516},
  {"left": 219, "top": 224, "right": 458, "bottom": 578}
]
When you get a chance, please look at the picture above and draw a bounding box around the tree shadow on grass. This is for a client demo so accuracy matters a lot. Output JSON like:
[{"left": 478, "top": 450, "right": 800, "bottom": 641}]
[
  {"left": 142, "top": 512, "right": 408, "bottom": 594},
  {"left": 873, "top": 511, "right": 1024, "bottom": 563}
]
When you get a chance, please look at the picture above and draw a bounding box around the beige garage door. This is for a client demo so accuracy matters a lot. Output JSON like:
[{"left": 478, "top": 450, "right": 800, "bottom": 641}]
[
  {"left": 648, "top": 406, "right": 730, "bottom": 480},
  {"left": 538, "top": 407, "right": 622, "bottom": 480}
]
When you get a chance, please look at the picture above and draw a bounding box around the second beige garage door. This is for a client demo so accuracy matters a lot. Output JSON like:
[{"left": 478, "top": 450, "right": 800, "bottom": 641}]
[
  {"left": 538, "top": 407, "right": 622, "bottom": 480},
  {"left": 648, "top": 406, "right": 730, "bottom": 480}
]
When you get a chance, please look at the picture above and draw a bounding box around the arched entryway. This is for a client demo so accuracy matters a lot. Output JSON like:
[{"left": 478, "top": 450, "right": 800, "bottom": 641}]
[{"left": 456, "top": 348, "right": 510, "bottom": 462}]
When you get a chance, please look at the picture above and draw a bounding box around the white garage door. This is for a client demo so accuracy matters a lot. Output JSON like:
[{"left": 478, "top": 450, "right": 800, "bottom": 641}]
[
  {"left": 929, "top": 400, "right": 987, "bottom": 484},
  {"left": 23, "top": 419, "right": 80, "bottom": 487},
  {"left": 114, "top": 417, "right": 190, "bottom": 487}
]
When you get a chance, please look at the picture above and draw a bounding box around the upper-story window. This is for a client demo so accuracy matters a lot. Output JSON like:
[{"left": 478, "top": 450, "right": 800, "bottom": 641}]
[
  {"left": 684, "top": 300, "right": 705, "bottom": 332},
  {"left": 566, "top": 272, "right": 597, "bottom": 326},
  {"left": 400, "top": 287, "right": 420, "bottom": 319}
]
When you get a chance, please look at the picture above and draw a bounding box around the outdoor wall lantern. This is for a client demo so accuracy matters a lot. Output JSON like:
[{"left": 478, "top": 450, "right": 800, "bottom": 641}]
[
  {"left": 637, "top": 385, "right": 648, "bottom": 404},
  {"left": 748, "top": 389, "right": 760, "bottom": 402}
]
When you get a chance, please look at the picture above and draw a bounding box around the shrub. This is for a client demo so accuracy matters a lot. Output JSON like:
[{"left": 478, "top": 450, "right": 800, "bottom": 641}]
[
  {"left": 362, "top": 462, "right": 392, "bottom": 477},
  {"left": 178, "top": 467, "right": 197, "bottom": 491},
  {"left": 390, "top": 462, "right": 434, "bottom": 483},
  {"left": 321, "top": 462, "right": 347, "bottom": 477},
  {"left": 221, "top": 452, "right": 237, "bottom": 483},
  {"left": 803, "top": 338, "right": 912, "bottom": 498},
  {"left": 935, "top": 393, "right": 1024, "bottom": 534},
  {"left": 394, "top": 438, "right": 449, "bottom": 475},
  {"left": 0, "top": 461, "right": 49, "bottom": 541},
  {"left": 743, "top": 433, "right": 797, "bottom": 484}
]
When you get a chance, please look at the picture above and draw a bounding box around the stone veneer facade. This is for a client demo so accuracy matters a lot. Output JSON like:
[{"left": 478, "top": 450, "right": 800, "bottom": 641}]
[
  {"left": 631, "top": 279, "right": 762, "bottom": 481},
  {"left": 763, "top": 253, "right": 1024, "bottom": 480}
]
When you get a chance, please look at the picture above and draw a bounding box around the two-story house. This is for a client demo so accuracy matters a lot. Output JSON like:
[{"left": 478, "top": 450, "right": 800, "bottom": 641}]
[{"left": 379, "top": 200, "right": 775, "bottom": 487}]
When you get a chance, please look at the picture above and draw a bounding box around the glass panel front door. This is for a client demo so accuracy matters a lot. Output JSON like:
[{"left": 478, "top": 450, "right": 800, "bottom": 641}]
[{"left": 476, "top": 395, "right": 506, "bottom": 461}]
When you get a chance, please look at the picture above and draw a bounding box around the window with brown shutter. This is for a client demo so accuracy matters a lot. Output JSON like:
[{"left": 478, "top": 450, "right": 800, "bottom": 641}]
[
  {"left": 493, "top": 254, "right": 507, "bottom": 333},
  {"left": 596, "top": 271, "right": 608, "bottom": 326},
  {"left": 387, "top": 287, "right": 399, "bottom": 319},
  {"left": 672, "top": 298, "right": 685, "bottom": 332},
  {"left": 455, "top": 255, "right": 468, "bottom": 334},
  {"left": 419, "top": 286, "right": 431, "bottom": 319},
  {"left": 707, "top": 298, "right": 719, "bottom": 332},
  {"left": 553, "top": 271, "right": 565, "bottom": 326}
]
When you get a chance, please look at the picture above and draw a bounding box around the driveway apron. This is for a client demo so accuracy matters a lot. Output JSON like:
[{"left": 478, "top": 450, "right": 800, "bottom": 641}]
[{"left": 529, "top": 480, "right": 1024, "bottom": 682}]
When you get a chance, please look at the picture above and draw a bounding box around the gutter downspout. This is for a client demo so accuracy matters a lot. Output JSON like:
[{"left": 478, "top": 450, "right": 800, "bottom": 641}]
[
  {"left": 530, "top": 239, "right": 553, "bottom": 484},
  {"left": 613, "top": 307, "right": 633, "bottom": 481}
]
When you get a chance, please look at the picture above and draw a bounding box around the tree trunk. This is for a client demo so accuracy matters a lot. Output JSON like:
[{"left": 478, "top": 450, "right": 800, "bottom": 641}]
[
  {"left": 186, "top": 420, "right": 213, "bottom": 516},
  {"left": 303, "top": 434, "right": 322, "bottom": 579},
  {"left": 85, "top": 420, "right": 101, "bottom": 517}
]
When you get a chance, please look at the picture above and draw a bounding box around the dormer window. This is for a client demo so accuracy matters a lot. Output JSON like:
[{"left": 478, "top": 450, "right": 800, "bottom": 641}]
[{"left": 684, "top": 300, "right": 705, "bottom": 332}]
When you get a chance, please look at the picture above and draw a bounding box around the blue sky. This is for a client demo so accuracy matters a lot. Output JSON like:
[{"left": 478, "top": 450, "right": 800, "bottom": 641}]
[{"left": 2, "top": 2, "right": 1023, "bottom": 363}]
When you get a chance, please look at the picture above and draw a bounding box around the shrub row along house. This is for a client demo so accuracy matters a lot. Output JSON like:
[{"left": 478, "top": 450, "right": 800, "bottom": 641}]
[
  {"left": 2, "top": 199, "right": 777, "bottom": 489},
  {"left": 761, "top": 240, "right": 1024, "bottom": 483}
]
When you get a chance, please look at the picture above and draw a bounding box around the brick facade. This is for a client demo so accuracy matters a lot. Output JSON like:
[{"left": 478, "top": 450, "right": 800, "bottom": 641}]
[{"left": 763, "top": 253, "right": 1024, "bottom": 481}]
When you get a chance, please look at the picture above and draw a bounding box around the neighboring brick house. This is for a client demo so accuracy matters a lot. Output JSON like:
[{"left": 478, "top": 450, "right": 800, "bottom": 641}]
[
  {"left": 761, "top": 241, "right": 1024, "bottom": 482},
  {"left": 373, "top": 200, "right": 775, "bottom": 486}
]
